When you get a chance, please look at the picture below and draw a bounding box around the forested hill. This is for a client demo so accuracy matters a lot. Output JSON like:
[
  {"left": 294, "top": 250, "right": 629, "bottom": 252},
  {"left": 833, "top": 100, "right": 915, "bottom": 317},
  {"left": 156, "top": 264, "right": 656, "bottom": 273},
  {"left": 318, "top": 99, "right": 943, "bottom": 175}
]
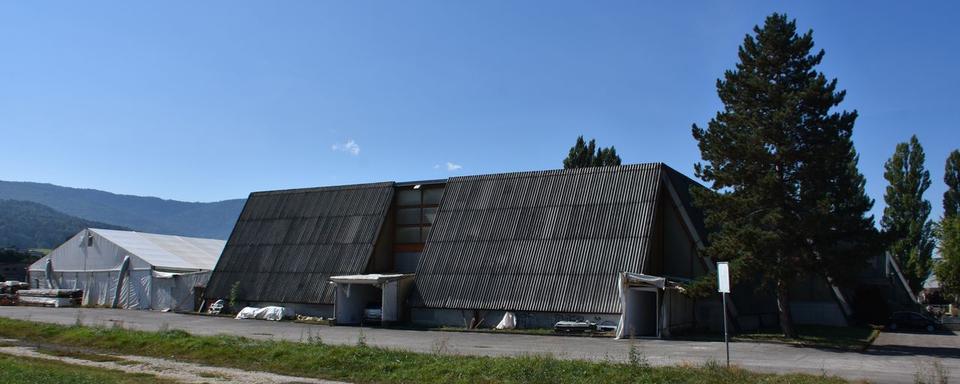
[
  {"left": 0, "top": 180, "right": 245, "bottom": 240},
  {"left": 0, "top": 199, "right": 128, "bottom": 249}
]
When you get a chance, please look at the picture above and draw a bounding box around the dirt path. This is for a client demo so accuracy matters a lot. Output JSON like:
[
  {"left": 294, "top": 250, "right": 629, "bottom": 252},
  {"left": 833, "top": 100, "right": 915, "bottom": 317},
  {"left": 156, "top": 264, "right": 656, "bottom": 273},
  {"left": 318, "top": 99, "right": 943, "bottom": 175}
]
[{"left": 0, "top": 338, "right": 345, "bottom": 384}]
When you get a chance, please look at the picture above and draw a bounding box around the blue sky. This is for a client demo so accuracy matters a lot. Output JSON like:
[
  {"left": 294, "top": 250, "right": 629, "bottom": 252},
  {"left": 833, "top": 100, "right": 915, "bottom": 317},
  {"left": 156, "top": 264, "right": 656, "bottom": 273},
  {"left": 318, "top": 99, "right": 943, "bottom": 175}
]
[{"left": 1, "top": 2, "right": 957, "bottom": 223}]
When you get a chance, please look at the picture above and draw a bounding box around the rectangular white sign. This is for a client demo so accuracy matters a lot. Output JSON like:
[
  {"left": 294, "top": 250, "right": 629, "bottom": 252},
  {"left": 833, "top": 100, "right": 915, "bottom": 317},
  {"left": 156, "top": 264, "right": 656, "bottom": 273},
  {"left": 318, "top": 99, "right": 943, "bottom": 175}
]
[{"left": 717, "top": 262, "right": 730, "bottom": 293}]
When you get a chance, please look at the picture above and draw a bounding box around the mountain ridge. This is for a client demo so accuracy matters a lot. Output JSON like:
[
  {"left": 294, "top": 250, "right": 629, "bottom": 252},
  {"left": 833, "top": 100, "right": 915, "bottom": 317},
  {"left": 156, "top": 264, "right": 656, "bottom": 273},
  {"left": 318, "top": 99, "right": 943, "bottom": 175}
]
[
  {"left": 0, "top": 180, "right": 245, "bottom": 239},
  {"left": 0, "top": 199, "right": 129, "bottom": 249}
]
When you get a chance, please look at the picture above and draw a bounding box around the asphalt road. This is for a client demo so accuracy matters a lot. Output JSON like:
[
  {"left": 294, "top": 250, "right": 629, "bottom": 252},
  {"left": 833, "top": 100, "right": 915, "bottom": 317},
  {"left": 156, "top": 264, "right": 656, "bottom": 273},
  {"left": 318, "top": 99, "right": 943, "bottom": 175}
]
[{"left": 1, "top": 307, "right": 958, "bottom": 383}]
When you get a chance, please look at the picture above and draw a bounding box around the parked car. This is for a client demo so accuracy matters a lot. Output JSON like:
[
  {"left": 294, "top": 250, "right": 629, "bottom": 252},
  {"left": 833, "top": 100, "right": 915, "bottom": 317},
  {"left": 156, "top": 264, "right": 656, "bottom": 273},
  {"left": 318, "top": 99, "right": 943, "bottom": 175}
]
[
  {"left": 363, "top": 304, "right": 382, "bottom": 322},
  {"left": 887, "top": 311, "right": 942, "bottom": 332}
]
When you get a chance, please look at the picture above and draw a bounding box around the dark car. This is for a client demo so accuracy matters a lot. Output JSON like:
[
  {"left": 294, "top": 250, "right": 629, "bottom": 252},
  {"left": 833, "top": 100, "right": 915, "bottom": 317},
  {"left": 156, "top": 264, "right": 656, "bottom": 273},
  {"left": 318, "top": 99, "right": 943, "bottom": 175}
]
[
  {"left": 887, "top": 311, "right": 942, "bottom": 332},
  {"left": 363, "top": 304, "right": 382, "bottom": 323}
]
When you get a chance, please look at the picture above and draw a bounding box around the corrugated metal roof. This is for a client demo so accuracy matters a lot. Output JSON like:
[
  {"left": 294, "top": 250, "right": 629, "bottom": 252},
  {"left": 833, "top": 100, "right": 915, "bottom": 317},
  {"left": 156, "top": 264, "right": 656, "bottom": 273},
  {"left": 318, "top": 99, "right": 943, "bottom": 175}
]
[
  {"left": 204, "top": 182, "right": 394, "bottom": 305},
  {"left": 90, "top": 228, "right": 225, "bottom": 270},
  {"left": 412, "top": 163, "right": 671, "bottom": 314}
]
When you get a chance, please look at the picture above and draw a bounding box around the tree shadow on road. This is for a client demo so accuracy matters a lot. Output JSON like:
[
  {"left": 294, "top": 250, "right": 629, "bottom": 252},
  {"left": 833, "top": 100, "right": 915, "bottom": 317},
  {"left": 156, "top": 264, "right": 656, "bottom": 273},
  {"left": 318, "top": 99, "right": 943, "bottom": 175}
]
[{"left": 864, "top": 344, "right": 960, "bottom": 359}]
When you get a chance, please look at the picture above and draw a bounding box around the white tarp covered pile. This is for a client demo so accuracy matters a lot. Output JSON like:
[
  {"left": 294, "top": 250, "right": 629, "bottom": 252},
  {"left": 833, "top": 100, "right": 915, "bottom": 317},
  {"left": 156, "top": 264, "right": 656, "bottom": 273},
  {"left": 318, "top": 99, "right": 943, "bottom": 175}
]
[
  {"left": 27, "top": 229, "right": 224, "bottom": 311},
  {"left": 17, "top": 289, "right": 83, "bottom": 307},
  {"left": 235, "top": 306, "right": 291, "bottom": 321},
  {"left": 495, "top": 311, "right": 517, "bottom": 329},
  {"left": 18, "top": 296, "right": 75, "bottom": 307}
]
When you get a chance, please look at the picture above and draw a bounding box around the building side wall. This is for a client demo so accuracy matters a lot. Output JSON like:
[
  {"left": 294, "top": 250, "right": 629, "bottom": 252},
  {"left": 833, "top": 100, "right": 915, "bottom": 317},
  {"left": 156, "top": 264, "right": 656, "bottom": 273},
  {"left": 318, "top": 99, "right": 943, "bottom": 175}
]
[
  {"left": 790, "top": 301, "right": 848, "bottom": 327},
  {"left": 661, "top": 197, "right": 698, "bottom": 280},
  {"left": 659, "top": 190, "right": 705, "bottom": 334},
  {"left": 662, "top": 289, "right": 696, "bottom": 335},
  {"left": 369, "top": 209, "right": 395, "bottom": 273}
]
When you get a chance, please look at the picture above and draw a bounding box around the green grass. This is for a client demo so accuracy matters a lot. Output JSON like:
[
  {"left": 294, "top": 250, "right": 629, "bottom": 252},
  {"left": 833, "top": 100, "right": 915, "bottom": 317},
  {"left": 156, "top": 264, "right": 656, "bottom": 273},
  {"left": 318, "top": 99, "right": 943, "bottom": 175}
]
[
  {"left": 677, "top": 325, "right": 879, "bottom": 351},
  {"left": 0, "top": 317, "right": 848, "bottom": 384},
  {"left": 0, "top": 354, "right": 173, "bottom": 384}
]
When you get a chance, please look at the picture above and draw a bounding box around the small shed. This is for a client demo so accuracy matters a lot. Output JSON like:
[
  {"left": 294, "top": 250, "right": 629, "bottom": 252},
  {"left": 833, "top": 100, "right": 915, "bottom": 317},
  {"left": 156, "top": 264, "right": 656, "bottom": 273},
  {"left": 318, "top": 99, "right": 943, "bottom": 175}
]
[
  {"left": 330, "top": 274, "right": 415, "bottom": 324},
  {"left": 28, "top": 228, "right": 225, "bottom": 311}
]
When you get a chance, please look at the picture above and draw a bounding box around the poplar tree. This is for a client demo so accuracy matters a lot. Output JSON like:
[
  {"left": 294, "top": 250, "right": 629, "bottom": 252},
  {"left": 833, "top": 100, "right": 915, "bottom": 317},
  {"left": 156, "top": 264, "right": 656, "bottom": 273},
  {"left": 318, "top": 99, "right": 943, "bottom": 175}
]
[
  {"left": 881, "top": 136, "right": 934, "bottom": 292},
  {"left": 934, "top": 150, "right": 960, "bottom": 302},
  {"left": 691, "top": 14, "right": 875, "bottom": 338},
  {"left": 944, "top": 150, "right": 960, "bottom": 219},
  {"left": 936, "top": 216, "right": 960, "bottom": 301},
  {"left": 563, "top": 135, "right": 621, "bottom": 169}
]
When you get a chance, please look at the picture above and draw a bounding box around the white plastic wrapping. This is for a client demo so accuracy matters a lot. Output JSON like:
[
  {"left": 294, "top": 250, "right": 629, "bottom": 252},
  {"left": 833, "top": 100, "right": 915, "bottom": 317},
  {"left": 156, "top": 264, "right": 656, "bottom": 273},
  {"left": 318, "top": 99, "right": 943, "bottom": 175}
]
[
  {"left": 18, "top": 296, "right": 75, "bottom": 307},
  {"left": 495, "top": 311, "right": 517, "bottom": 329},
  {"left": 235, "top": 306, "right": 291, "bottom": 321}
]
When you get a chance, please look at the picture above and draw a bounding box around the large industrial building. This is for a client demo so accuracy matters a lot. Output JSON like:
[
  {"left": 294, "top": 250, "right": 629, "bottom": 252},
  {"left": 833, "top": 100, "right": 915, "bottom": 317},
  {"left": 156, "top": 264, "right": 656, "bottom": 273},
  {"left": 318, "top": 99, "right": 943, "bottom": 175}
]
[
  {"left": 205, "top": 164, "right": 714, "bottom": 336},
  {"left": 29, "top": 228, "right": 225, "bottom": 311},
  {"left": 205, "top": 163, "right": 894, "bottom": 337}
]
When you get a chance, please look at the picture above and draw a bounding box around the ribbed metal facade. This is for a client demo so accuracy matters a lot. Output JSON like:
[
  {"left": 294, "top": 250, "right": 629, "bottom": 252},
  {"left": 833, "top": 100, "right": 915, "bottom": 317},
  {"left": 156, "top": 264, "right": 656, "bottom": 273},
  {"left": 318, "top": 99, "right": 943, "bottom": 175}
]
[
  {"left": 205, "top": 182, "right": 394, "bottom": 305},
  {"left": 412, "top": 164, "right": 668, "bottom": 314}
]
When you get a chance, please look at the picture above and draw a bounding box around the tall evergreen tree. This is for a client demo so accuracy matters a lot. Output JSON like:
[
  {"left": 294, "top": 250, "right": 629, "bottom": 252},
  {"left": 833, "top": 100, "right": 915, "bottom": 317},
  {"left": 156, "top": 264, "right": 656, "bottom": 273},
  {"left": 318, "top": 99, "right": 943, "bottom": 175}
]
[
  {"left": 881, "top": 135, "right": 934, "bottom": 292},
  {"left": 691, "top": 14, "right": 875, "bottom": 338},
  {"left": 594, "top": 147, "right": 622, "bottom": 167},
  {"left": 944, "top": 150, "right": 960, "bottom": 219},
  {"left": 563, "top": 135, "right": 621, "bottom": 169}
]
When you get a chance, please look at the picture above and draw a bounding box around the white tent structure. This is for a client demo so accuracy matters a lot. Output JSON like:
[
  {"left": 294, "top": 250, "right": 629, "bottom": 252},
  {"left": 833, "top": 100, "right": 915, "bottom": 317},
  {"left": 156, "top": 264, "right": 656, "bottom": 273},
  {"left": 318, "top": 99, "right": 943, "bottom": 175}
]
[{"left": 28, "top": 228, "right": 225, "bottom": 311}]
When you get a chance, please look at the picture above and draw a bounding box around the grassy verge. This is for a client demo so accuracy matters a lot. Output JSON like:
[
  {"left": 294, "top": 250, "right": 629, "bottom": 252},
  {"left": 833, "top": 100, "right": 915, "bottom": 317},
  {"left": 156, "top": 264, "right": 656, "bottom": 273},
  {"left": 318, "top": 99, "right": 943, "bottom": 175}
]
[
  {"left": 0, "top": 354, "right": 173, "bottom": 384},
  {"left": 0, "top": 317, "right": 846, "bottom": 384},
  {"left": 676, "top": 325, "right": 879, "bottom": 351}
]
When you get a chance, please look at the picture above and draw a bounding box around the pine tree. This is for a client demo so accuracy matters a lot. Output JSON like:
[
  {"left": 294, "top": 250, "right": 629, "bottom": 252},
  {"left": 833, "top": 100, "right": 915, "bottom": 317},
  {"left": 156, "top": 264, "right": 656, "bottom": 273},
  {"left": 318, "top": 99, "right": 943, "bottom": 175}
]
[
  {"left": 944, "top": 150, "right": 960, "bottom": 219},
  {"left": 881, "top": 135, "right": 934, "bottom": 293},
  {"left": 691, "top": 14, "right": 875, "bottom": 338},
  {"left": 563, "top": 136, "right": 621, "bottom": 169}
]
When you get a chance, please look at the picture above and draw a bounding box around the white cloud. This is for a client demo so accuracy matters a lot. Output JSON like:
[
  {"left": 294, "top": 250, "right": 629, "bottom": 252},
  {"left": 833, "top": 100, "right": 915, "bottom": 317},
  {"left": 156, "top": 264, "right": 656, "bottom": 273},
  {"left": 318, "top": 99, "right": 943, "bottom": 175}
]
[
  {"left": 433, "top": 162, "right": 463, "bottom": 171},
  {"left": 331, "top": 139, "right": 360, "bottom": 156}
]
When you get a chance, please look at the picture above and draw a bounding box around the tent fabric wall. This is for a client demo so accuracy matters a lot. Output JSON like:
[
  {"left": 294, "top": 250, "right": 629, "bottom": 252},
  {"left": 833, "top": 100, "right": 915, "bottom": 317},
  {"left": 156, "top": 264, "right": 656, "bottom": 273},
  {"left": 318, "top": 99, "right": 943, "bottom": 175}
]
[
  {"left": 30, "top": 269, "right": 144, "bottom": 309},
  {"left": 151, "top": 271, "right": 210, "bottom": 312},
  {"left": 30, "top": 269, "right": 152, "bottom": 309},
  {"left": 29, "top": 269, "right": 209, "bottom": 311}
]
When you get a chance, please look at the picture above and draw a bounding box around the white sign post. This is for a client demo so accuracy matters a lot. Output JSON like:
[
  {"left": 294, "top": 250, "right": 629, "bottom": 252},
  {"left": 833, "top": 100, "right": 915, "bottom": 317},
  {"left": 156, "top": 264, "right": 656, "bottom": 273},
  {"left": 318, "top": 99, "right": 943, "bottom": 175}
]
[{"left": 717, "top": 262, "right": 730, "bottom": 368}]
